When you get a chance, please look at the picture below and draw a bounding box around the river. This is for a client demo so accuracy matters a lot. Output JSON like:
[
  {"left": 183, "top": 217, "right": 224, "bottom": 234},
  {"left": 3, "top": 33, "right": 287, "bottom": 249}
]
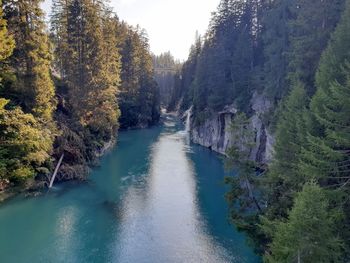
[{"left": 0, "top": 114, "right": 260, "bottom": 263}]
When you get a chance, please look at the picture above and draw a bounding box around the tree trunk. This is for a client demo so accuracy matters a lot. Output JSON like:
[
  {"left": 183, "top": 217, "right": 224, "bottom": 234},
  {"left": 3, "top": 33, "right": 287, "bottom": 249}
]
[{"left": 49, "top": 154, "right": 64, "bottom": 188}]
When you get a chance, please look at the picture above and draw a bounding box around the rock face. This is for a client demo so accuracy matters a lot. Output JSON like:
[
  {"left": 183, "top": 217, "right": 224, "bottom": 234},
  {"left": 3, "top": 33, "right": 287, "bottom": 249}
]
[
  {"left": 190, "top": 105, "right": 237, "bottom": 155},
  {"left": 190, "top": 92, "right": 275, "bottom": 164}
]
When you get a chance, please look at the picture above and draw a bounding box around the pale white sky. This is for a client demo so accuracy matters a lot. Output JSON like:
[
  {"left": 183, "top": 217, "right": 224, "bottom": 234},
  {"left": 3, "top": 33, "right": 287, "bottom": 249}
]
[{"left": 42, "top": 0, "right": 220, "bottom": 61}]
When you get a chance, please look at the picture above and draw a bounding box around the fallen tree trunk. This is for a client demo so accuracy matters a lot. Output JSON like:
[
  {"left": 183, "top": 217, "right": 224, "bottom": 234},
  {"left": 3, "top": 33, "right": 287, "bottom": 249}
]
[{"left": 49, "top": 154, "right": 64, "bottom": 188}]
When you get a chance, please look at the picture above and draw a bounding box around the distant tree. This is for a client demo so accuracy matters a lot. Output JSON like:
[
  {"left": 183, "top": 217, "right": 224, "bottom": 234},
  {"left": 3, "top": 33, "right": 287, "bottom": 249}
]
[
  {"left": 262, "top": 0, "right": 292, "bottom": 100},
  {"left": 118, "top": 24, "right": 160, "bottom": 128},
  {"left": 184, "top": 0, "right": 266, "bottom": 123},
  {"left": 168, "top": 33, "right": 201, "bottom": 112},
  {"left": 153, "top": 52, "right": 178, "bottom": 106},
  {"left": 287, "top": 0, "right": 345, "bottom": 94}
]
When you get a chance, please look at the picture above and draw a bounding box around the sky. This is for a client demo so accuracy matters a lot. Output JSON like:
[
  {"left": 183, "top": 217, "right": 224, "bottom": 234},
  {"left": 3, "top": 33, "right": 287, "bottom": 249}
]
[{"left": 42, "top": 0, "right": 220, "bottom": 61}]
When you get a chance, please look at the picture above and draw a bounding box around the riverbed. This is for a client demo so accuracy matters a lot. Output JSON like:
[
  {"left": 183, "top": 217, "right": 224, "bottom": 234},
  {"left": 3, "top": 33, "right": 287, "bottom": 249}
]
[{"left": 0, "top": 115, "right": 260, "bottom": 263}]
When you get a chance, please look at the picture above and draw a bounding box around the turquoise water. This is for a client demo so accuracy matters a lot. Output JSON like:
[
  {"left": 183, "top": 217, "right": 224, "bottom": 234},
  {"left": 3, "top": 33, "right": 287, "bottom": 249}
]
[{"left": 0, "top": 115, "right": 260, "bottom": 263}]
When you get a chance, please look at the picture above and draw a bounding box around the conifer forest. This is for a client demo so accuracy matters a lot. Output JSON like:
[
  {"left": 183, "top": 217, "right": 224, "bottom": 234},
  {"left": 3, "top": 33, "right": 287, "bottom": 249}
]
[{"left": 0, "top": 0, "right": 350, "bottom": 262}]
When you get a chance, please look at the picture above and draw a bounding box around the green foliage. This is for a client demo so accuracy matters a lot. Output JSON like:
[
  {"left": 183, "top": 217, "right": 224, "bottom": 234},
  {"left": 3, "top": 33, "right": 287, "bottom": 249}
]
[
  {"left": 287, "top": 0, "right": 345, "bottom": 94},
  {"left": 263, "top": 83, "right": 308, "bottom": 220},
  {"left": 225, "top": 113, "right": 261, "bottom": 228},
  {"left": 299, "top": 0, "right": 350, "bottom": 187},
  {"left": 224, "top": 112, "right": 270, "bottom": 253},
  {"left": 167, "top": 0, "right": 350, "bottom": 259},
  {"left": 49, "top": 0, "right": 159, "bottom": 180},
  {"left": 0, "top": 0, "right": 159, "bottom": 189},
  {"left": 167, "top": 1, "right": 349, "bottom": 257},
  {"left": 264, "top": 182, "right": 343, "bottom": 263},
  {"left": 170, "top": 0, "right": 345, "bottom": 121},
  {"left": 51, "top": 0, "right": 122, "bottom": 164},
  {"left": 4, "top": 0, "right": 57, "bottom": 123},
  {"left": 170, "top": 0, "right": 265, "bottom": 119},
  {"left": 118, "top": 24, "right": 160, "bottom": 129},
  {"left": 262, "top": 0, "right": 292, "bottom": 100},
  {"left": 0, "top": 0, "right": 55, "bottom": 186},
  {"left": 168, "top": 34, "right": 201, "bottom": 112},
  {"left": 63, "top": 0, "right": 120, "bottom": 136},
  {"left": 262, "top": 1, "right": 350, "bottom": 260},
  {"left": 0, "top": 0, "right": 14, "bottom": 62},
  {"left": 0, "top": 99, "right": 52, "bottom": 182}
]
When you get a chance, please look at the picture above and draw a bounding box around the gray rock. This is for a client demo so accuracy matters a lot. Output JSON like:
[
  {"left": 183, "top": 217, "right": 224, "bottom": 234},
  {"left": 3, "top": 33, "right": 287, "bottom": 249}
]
[{"left": 189, "top": 92, "right": 275, "bottom": 164}]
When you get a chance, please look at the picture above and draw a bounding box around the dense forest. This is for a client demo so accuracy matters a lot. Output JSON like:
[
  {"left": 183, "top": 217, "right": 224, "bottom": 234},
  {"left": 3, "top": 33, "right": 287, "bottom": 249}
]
[
  {"left": 170, "top": 0, "right": 350, "bottom": 261},
  {"left": 1, "top": 0, "right": 350, "bottom": 261},
  {"left": 0, "top": 0, "right": 159, "bottom": 191}
]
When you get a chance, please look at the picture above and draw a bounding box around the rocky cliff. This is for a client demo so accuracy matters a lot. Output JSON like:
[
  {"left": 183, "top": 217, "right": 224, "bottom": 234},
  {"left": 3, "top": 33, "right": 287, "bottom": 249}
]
[{"left": 189, "top": 92, "right": 275, "bottom": 164}]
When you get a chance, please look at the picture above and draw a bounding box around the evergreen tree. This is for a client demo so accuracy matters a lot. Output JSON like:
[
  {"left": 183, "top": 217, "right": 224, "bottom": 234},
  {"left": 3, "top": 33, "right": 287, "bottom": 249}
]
[
  {"left": 225, "top": 113, "right": 262, "bottom": 230},
  {"left": 50, "top": 0, "right": 158, "bottom": 178},
  {"left": 4, "top": 0, "right": 56, "bottom": 122},
  {"left": 168, "top": 33, "right": 201, "bottom": 112},
  {"left": 53, "top": 0, "right": 120, "bottom": 138},
  {"left": 50, "top": 0, "right": 70, "bottom": 77},
  {"left": 118, "top": 25, "right": 160, "bottom": 128},
  {"left": 262, "top": 2, "right": 350, "bottom": 258},
  {"left": 0, "top": 0, "right": 14, "bottom": 62},
  {"left": 265, "top": 182, "right": 343, "bottom": 263},
  {"left": 153, "top": 52, "right": 178, "bottom": 106},
  {"left": 0, "top": 0, "right": 56, "bottom": 186},
  {"left": 165, "top": 0, "right": 350, "bottom": 258},
  {"left": 0, "top": 0, "right": 52, "bottom": 183},
  {"left": 298, "top": 2, "right": 350, "bottom": 253},
  {"left": 262, "top": 0, "right": 292, "bottom": 100},
  {"left": 263, "top": 84, "right": 308, "bottom": 220},
  {"left": 288, "top": 0, "right": 345, "bottom": 94},
  {"left": 183, "top": 0, "right": 266, "bottom": 125},
  {"left": 300, "top": 0, "right": 350, "bottom": 188}
]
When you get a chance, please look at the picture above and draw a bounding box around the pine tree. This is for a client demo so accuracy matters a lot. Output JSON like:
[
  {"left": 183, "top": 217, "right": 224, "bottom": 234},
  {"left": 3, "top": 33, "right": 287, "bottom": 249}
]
[
  {"left": 263, "top": 83, "right": 308, "bottom": 220},
  {"left": 53, "top": 0, "right": 120, "bottom": 138},
  {"left": 153, "top": 52, "right": 178, "bottom": 106},
  {"left": 118, "top": 25, "right": 159, "bottom": 128},
  {"left": 177, "top": 33, "right": 201, "bottom": 111},
  {"left": 0, "top": 4, "right": 53, "bottom": 182},
  {"left": 297, "top": 3, "right": 350, "bottom": 252},
  {"left": 225, "top": 113, "right": 261, "bottom": 225},
  {"left": 50, "top": 0, "right": 71, "bottom": 77},
  {"left": 0, "top": 0, "right": 56, "bottom": 185},
  {"left": 300, "top": 0, "right": 350, "bottom": 188},
  {"left": 118, "top": 25, "right": 145, "bottom": 128},
  {"left": 288, "top": 0, "right": 345, "bottom": 94},
  {"left": 88, "top": 10, "right": 121, "bottom": 138},
  {"left": 189, "top": 0, "right": 266, "bottom": 121},
  {"left": 262, "top": 0, "right": 292, "bottom": 100},
  {"left": 0, "top": 0, "right": 14, "bottom": 62},
  {"left": 4, "top": 0, "right": 56, "bottom": 122},
  {"left": 264, "top": 182, "right": 343, "bottom": 263}
]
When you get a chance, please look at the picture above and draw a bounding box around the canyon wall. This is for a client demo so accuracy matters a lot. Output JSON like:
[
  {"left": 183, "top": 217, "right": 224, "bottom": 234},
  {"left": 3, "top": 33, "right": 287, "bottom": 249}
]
[{"left": 189, "top": 92, "right": 275, "bottom": 164}]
